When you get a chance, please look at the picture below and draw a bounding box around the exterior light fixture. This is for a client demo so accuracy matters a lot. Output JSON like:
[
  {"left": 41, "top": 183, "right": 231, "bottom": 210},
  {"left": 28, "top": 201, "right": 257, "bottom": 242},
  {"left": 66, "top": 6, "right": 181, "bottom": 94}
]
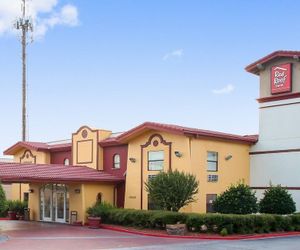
[
  {"left": 225, "top": 155, "right": 233, "bottom": 161},
  {"left": 174, "top": 151, "right": 182, "bottom": 158},
  {"left": 129, "top": 157, "right": 136, "bottom": 163},
  {"left": 256, "top": 63, "right": 265, "bottom": 70},
  {"left": 294, "top": 55, "right": 300, "bottom": 61},
  {"left": 74, "top": 189, "right": 81, "bottom": 194},
  {"left": 28, "top": 189, "right": 34, "bottom": 193}
]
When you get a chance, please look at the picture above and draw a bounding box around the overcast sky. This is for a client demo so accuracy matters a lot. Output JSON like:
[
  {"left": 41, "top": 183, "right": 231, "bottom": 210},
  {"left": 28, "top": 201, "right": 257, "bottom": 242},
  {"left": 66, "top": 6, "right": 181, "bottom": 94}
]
[{"left": 1, "top": 0, "right": 300, "bottom": 156}]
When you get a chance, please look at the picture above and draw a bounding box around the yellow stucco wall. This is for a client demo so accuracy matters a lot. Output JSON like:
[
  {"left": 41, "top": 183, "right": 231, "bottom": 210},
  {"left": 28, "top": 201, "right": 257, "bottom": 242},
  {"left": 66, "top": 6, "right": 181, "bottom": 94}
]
[
  {"left": 124, "top": 130, "right": 250, "bottom": 213},
  {"left": 25, "top": 182, "right": 115, "bottom": 224},
  {"left": 11, "top": 149, "right": 50, "bottom": 201},
  {"left": 28, "top": 183, "right": 41, "bottom": 221},
  {"left": 82, "top": 183, "right": 115, "bottom": 223},
  {"left": 72, "top": 126, "right": 111, "bottom": 170}
]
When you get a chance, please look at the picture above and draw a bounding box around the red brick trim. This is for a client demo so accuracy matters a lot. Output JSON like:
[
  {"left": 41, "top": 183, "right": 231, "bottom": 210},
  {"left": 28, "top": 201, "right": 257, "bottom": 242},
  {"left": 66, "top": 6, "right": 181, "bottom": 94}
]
[
  {"left": 251, "top": 186, "right": 300, "bottom": 190},
  {"left": 260, "top": 101, "right": 300, "bottom": 109},
  {"left": 245, "top": 50, "right": 300, "bottom": 75},
  {"left": 250, "top": 148, "right": 300, "bottom": 155},
  {"left": 257, "top": 92, "right": 300, "bottom": 103},
  {"left": 101, "top": 224, "right": 300, "bottom": 240}
]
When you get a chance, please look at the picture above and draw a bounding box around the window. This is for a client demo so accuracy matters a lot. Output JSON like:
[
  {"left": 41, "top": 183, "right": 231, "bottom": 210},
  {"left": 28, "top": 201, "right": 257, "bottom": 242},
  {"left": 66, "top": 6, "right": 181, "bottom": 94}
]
[
  {"left": 207, "top": 174, "right": 218, "bottom": 182},
  {"left": 64, "top": 158, "right": 70, "bottom": 166},
  {"left": 113, "top": 154, "right": 121, "bottom": 169},
  {"left": 147, "top": 175, "right": 161, "bottom": 210},
  {"left": 23, "top": 192, "right": 29, "bottom": 203},
  {"left": 148, "top": 151, "right": 164, "bottom": 171},
  {"left": 206, "top": 194, "right": 217, "bottom": 213},
  {"left": 207, "top": 151, "right": 218, "bottom": 172}
]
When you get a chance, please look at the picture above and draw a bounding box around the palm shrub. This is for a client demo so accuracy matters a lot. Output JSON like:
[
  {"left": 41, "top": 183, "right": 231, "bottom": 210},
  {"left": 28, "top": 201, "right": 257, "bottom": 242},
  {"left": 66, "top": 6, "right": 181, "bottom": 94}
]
[
  {"left": 213, "top": 182, "right": 258, "bottom": 214},
  {"left": 259, "top": 185, "right": 296, "bottom": 214},
  {"left": 145, "top": 170, "right": 199, "bottom": 212},
  {"left": 0, "top": 182, "right": 7, "bottom": 216},
  {"left": 7, "top": 200, "right": 27, "bottom": 215}
]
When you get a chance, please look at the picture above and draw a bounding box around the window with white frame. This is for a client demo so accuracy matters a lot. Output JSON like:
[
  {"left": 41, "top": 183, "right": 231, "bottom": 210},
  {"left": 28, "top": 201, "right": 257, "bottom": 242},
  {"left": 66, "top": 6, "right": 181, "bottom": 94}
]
[
  {"left": 148, "top": 151, "right": 164, "bottom": 171},
  {"left": 207, "top": 151, "right": 218, "bottom": 172},
  {"left": 113, "top": 154, "right": 121, "bottom": 169}
]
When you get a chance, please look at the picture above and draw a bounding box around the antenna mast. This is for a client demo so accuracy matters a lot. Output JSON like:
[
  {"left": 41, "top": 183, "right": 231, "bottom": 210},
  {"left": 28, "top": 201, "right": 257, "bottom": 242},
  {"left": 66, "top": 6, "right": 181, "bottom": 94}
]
[{"left": 14, "top": 0, "right": 33, "bottom": 141}]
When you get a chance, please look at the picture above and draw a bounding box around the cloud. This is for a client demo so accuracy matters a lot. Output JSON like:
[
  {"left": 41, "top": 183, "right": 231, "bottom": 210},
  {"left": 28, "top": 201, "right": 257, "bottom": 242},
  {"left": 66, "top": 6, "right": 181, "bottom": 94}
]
[
  {"left": 212, "top": 84, "right": 235, "bottom": 95},
  {"left": 0, "top": 0, "right": 79, "bottom": 39},
  {"left": 163, "top": 49, "right": 184, "bottom": 61}
]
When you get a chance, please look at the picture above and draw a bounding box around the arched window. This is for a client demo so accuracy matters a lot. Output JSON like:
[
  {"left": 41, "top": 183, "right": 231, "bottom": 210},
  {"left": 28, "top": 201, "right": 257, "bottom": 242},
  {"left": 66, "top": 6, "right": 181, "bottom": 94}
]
[
  {"left": 113, "top": 154, "right": 120, "bottom": 169},
  {"left": 64, "top": 158, "right": 70, "bottom": 166}
]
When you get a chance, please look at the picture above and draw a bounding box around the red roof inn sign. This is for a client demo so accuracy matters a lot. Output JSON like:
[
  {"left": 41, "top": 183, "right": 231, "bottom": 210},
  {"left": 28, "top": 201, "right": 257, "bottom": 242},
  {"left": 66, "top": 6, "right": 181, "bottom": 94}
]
[{"left": 271, "top": 63, "right": 292, "bottom": 94}]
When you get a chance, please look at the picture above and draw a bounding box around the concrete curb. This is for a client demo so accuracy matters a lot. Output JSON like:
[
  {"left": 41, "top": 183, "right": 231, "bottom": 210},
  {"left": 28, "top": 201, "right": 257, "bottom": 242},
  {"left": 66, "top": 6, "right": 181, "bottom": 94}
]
[{"left": 100, "top": 224, "right": 300, "bottom": 240}]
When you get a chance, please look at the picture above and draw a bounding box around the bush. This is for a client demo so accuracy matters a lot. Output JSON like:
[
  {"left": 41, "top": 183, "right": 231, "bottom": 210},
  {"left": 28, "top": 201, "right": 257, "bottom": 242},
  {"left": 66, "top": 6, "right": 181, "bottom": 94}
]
[
  {"left": 259, "top": 185, "right": 296, "bottom": 215},
  {"left": 186, "top": 213, "right": 300, "bottom": 235},
  {"left": 213, "top": 183, "right": 258, "bottom": 214},
  {"left": 220, "top": 228, "right": 228, "bottom": 236},
  {"left": 87, "top": 202, "right": 115, "bottom": 222},
  {"left": 92, "top": 205, "right": 300, "bottom": 235},
  {"left": 6, "top": 200, "right": 27, "bottom": 215},
  {"left": 145, "top": 170, "right": 199, "bottom": 212},
  {"left": 0, "top": 183, "right": 7, "bottom": 217}
]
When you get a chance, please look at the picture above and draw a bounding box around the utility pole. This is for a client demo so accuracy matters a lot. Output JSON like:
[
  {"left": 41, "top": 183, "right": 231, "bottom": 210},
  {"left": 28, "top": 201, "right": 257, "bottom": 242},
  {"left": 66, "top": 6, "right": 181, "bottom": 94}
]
[{"left": 14, "top": 0, "right": 33, "bottom": 141}]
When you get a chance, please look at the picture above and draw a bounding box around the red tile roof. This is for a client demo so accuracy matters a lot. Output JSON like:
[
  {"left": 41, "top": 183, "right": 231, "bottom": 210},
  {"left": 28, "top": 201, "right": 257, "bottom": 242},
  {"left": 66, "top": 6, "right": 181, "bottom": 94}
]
[
  {"left": 4, "top": 141, "right": 71, "bottom": 155},
  {"left": 0, "top": 162, "right": 124, "bottom": 183},
  {"left": 100, "top": 122, "right": 258, "bottom": 146},
  {"left": 245, "top": 50, "right": 300, "bottom": 75}
]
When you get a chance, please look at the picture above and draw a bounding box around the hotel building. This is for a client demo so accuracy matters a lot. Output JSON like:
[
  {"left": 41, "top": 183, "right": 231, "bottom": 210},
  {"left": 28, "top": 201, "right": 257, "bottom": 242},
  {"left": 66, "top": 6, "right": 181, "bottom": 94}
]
[{"left": 0, "top": 50, "right": 299, "bottom": 224}]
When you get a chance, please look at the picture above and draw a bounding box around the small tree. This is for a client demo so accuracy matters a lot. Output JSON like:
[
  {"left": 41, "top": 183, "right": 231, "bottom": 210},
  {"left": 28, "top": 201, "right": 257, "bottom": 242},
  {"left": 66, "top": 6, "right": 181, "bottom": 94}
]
[
  {"left": 213, "top": 182, "right": 258, "bottom": 214},
  {"left": 0, "top": 182, "right": 7, "bottom": 216},
  {"left": 145, "top": 170, "right": 199, "bottom": 212},
  {"left": 259, "top": 185, "right": 296, "bottom": 214}
]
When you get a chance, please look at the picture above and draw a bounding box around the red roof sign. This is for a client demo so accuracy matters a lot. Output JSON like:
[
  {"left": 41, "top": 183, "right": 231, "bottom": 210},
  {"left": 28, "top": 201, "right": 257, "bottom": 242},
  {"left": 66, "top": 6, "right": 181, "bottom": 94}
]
[{"left": 271, "top": 64, "right": 292, "bottom": 94}]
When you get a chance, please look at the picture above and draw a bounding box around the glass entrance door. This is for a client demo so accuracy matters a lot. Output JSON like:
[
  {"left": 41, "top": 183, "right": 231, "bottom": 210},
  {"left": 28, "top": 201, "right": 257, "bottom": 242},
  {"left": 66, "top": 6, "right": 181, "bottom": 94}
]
[
  {"left": 40, "top": 184, "right": 68, "bottom": 223},
  {"left": 42, "top": 185, "right": 52, "bottom": 222},
  {"left": 55, "top": 186, "right": 66, "bottom": 223}
]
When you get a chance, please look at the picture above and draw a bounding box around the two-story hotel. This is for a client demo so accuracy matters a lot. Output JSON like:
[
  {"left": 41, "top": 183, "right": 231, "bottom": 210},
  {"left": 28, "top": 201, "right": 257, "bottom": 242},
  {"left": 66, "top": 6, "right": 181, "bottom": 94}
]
[{"left": 0, "top": 50, "right": 299, "bottom": 224}]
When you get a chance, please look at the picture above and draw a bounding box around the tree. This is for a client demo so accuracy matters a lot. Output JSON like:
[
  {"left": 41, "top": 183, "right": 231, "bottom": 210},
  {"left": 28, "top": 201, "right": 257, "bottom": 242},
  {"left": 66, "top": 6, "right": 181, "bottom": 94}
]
[
  {"left": 259, "top": 185, "right": 296, "bottom": 214},
  {"left": 0, "top": 182, "right": 7, "bottom": 216},
  {"left": 145, "top": 170, "right": 199, "bottom": 212},
  {"left": 213, "top": 182, "right": 258, "bottom": 214}
]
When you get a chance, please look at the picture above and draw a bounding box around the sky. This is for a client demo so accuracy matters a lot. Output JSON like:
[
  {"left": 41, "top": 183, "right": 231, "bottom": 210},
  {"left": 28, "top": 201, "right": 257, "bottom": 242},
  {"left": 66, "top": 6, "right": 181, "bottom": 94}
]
[{"left": 1, "top": 0, "right": 300, "bottom": 156}]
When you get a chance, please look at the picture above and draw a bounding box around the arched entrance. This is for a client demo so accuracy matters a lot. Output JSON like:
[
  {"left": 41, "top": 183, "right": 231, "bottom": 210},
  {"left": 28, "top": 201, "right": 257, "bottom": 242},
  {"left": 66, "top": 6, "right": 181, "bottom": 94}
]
[{"left": 40, "top": 184, "right": 69, "bottom": 223}]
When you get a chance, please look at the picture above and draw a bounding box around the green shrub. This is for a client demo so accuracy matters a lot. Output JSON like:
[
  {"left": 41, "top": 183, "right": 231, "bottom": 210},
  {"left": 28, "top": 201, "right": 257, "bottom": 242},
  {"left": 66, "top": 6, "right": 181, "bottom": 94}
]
[
  {"left": 6, "top": 200, "right": 27, "bottom": 215},
  {"left": 259, "top": 186, "right": 296, "bottom": 215},
  {"left": 87, "top": 202, "right": 115, "bottom": 222},
  {"left": 220, "top": 228, "right": 228, "bottom": 236},
  {"left": 213, "top": 183, "right": 258, "bottom": 214},
  {"left": 0, "top": 183, "right": 7, "bottom": 217},
  {"left": 91, "top": 205, "right": 300, "bottom": 235},
  {"left": 145, "top": 170, "right": 199, "bottom": 212},
  {"left": 149, "top": 211, "right": 187, "bottom": 228}
]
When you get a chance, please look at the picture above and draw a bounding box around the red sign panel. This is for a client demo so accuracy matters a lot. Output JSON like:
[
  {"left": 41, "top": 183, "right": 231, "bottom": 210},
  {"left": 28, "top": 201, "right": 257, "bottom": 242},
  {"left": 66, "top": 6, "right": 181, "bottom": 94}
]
[{"left": 271, "top": 63, "right": 292, "bottom": 94}]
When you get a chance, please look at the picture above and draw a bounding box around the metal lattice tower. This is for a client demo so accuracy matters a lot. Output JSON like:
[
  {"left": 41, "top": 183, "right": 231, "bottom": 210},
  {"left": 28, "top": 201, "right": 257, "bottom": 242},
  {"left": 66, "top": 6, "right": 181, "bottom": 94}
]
[{"left": 14, "top": 0, "right": 33, "bottom": 141}]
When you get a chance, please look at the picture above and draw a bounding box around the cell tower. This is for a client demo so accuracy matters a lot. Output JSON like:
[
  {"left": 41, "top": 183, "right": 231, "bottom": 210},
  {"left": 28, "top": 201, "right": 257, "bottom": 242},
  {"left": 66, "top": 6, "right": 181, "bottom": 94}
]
[{"left": 14, "top": 0, "right": 33, "bottom": 141}]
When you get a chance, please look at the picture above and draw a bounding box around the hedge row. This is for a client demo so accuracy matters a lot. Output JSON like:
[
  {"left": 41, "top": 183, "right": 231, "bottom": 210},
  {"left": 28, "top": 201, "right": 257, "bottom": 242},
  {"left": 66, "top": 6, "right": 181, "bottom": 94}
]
[{"left": 101, "top": 208, "right": 300, "bottom": 235}]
